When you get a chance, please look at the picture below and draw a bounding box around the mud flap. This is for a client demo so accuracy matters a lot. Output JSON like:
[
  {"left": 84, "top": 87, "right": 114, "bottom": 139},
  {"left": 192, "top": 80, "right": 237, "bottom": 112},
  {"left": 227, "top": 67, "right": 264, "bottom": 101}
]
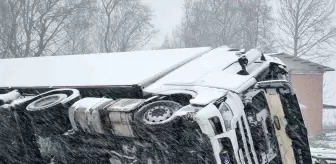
[
  {"left": 255, "top": 80, "right": 312, "bottom": 164},
  {"left": 278, "top": 92, "right": 312, "bottom": 164},
  {"left": 264, "top": 91, "right": 296, "bottom": 164}
]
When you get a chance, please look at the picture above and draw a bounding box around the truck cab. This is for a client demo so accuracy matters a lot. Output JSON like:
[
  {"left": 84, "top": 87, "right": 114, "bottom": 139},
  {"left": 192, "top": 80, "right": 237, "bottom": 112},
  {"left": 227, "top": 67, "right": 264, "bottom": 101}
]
[{"left": 0, "top": 46, "right": 312, "bottom": 164}]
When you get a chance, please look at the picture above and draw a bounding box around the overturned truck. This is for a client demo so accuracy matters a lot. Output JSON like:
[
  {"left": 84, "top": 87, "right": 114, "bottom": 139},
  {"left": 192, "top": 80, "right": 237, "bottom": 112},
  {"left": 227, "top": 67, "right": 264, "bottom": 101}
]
[{"left": 0, "top": 46, "right": 312, "bottom": 164}]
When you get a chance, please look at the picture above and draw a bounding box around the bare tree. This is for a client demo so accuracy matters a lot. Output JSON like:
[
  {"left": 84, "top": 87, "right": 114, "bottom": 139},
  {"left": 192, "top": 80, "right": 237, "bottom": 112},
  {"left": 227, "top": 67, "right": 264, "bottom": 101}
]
[
  {"left": 324, "top": 77, "right": 335, "bottom": 103},
  {"left": 0, "top": 0, "right": 22, "bottom": 58},
  {"left": 99, "top": 0, "right": 156, "bottom": 53},
  {"left": 0, "top": 0, "right": 156, "bottom": 57},
  {"left": 276, "top": 0, "right": 336, "bottom": 61},
  {"left": 34, "top": 0, "right": 75, "bottom": 57},
  {"left": 161, "top": 0, "right": 274, "bottom": 51},
  {"left": 158, "top": 35, "right": 175, "bottom": 49},
  {"left": 158, "top": 30, "right": 186, "bottom": 49},
  {"left": 239, "top": 0, "right": 275, "bottom": 52},
  {"left": 61, "top": 0, "right": 98, "bottom": 55},
  {"left": 0, "top": 0, "right": 76, "bottom": 58}
]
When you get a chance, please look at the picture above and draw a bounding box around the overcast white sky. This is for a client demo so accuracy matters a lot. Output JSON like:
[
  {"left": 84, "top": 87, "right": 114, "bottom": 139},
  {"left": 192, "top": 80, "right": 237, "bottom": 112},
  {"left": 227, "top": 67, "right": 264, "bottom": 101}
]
[
  {"left": 145, "top": 0, "right": 336, "bottom": 105},
  {"left": 142, "top": 0, "right": 184, "bottom": 48}
]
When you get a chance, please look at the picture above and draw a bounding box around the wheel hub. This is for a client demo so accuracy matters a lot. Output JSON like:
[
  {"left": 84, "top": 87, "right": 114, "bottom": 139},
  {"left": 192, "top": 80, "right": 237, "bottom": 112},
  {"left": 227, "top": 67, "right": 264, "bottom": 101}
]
[{"left": 145, "top": 106, "right": 172, "bottom": 122}]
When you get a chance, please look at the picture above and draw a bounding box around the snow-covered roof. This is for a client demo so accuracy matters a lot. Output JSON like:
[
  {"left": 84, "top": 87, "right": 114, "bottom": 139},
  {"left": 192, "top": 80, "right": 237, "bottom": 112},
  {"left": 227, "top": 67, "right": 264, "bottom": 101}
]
[
  {"left": 269, "top": 53, "right": 335, "bottom": 73},
  {"left": 0, "top": 47, "right": 211, "bottom": 88}
]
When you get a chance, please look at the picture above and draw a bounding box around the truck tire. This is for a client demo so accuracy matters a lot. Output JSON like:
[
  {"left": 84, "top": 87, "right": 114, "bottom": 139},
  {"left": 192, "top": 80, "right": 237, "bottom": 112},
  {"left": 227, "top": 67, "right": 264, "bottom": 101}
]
[
  {"left": 134, "top": 100, "right": 182, "bottom": 129},
  {"left": 25, "top": 89, "right": 81, "bottom": 137}
]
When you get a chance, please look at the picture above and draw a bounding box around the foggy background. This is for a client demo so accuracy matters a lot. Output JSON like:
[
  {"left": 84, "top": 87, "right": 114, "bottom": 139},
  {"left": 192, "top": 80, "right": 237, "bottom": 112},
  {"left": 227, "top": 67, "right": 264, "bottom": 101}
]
[
  {"left": 0, "top": 0, "right": 335, "bottom": 105},
  {"left": 145, "top": 0, "right": 336, "bottom": 106}
]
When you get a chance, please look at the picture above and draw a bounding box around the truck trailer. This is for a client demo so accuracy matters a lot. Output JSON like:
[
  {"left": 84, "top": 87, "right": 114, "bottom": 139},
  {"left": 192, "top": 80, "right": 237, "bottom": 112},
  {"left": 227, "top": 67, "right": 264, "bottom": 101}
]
[{"left": 0, "top": 46, "right": 312, "bottom": 164}]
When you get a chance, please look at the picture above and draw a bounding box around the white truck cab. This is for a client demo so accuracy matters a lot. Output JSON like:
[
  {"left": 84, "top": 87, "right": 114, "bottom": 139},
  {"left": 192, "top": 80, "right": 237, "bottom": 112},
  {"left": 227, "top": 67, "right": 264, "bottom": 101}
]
[{"left": 0, "top": 46, "right": 312, "bottom": 164}]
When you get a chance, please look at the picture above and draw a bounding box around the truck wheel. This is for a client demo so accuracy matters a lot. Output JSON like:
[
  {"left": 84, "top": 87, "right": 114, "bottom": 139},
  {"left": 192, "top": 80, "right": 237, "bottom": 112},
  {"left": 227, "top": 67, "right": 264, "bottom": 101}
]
[
  {"left": 27, "top": 94, "right": 67, "bottom": 111},
  {"left": 135, "top": 100, "right": 182, "bottom": 128},
  {"left": 26, "top": 89, "right": 80, "bottom": 137}
]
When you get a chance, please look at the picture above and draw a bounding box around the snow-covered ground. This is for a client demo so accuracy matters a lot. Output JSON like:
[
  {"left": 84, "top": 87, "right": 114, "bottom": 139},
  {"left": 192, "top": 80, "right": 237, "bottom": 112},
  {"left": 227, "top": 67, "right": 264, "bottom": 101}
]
[
  {"left": 309, "top": 131, "right": 336, "bottom": 163},
  {"left": 310, "top": 108, "right": 336, "bottom": 149},
  {"left": 323, "top": 109, "right": 336, "bottom": 132},
  {"left": 310, "top": 134, "right": 336, "bottom": 149},
  {"left": 311, "top": 148, "right": 336, "bottom": 163}
]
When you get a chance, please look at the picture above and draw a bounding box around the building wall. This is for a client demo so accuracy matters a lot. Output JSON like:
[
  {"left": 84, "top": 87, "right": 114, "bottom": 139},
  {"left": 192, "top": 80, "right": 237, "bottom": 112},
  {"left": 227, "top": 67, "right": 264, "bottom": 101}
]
[{"left": 290, "top": 73, "right": 324, "bottom": 136}]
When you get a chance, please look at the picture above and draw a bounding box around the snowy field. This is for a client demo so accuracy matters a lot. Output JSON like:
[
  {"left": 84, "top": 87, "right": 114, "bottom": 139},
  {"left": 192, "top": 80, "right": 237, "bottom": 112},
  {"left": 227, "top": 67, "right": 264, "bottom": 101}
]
[
  {"left": 309, "top": 112, "right": 336, "bottom": 162},
  {"left": 323, "top": 109, "right": 336, "bottom": 132},
  {"left": 309, "top": 109, "right": 336, "bottom": 149}
]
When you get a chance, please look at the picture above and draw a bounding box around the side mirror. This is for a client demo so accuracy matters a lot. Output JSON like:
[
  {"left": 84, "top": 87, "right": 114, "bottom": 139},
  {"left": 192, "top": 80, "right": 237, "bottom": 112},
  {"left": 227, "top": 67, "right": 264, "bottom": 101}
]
[{"left": 237, "top": 56, "right": 249, "bottom": 75}]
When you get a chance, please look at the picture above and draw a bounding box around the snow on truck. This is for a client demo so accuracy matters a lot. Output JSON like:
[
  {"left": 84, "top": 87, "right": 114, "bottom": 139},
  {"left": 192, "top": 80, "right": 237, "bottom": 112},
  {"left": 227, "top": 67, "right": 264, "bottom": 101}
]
[{"left": 0, "top": 46, "right": 312, "bottom": 164}]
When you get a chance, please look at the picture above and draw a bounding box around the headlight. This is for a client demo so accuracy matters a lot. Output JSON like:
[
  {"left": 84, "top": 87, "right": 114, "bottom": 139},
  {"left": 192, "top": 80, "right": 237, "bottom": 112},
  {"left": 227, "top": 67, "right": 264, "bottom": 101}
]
[
  {"left": 218, "top": 103, "right": 233, "bottom": 131},
  {"left": 220, "top": 150, "right": 232, "bottom": 164}
]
